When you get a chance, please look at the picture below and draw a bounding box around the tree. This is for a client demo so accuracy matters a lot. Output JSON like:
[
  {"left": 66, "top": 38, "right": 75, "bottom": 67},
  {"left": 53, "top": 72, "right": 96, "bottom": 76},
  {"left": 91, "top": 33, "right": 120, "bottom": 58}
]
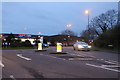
[
  {"left": 94, "top": 24, "right": 120, "bottom": 50},
  {"left": 6, "top": 33, "right": 15, "bottom": 43},
  {"left": 61, "top": 29, "right": 76, "bottom": 36},
  {"left": 80, "top": 9, "right": 118, "bottom": 42},
  {"left": 23, "top": 40, "right": 32, "bottom": 47},
  {"left": 89, "top": 9, "right": 117, "bottom": 36}
]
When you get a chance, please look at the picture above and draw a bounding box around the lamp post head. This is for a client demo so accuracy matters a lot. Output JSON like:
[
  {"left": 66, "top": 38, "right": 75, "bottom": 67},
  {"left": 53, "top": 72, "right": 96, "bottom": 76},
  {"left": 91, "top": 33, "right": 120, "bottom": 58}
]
[
  {"left": 66, "top": 24, "right": 72, "bottom": 28},
  {"left": 85, "top": 10, "right": 90, "bottom": 14}
]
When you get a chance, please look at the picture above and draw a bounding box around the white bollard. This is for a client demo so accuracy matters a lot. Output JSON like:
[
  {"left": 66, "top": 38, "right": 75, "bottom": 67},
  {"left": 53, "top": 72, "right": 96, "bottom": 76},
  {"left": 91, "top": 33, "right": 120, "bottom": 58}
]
[
  {"left": 38, "top": 43, "right": 42, "bottom": 50},
  {"left": 57, "top": 43, "right": 62, "bottom": 52}
]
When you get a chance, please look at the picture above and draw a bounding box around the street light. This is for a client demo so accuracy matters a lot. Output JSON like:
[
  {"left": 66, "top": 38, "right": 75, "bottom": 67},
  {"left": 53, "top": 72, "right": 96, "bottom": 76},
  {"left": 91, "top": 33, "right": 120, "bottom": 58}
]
[
  {"left": 66, "top": 24, "right": 72, "bottom": 29},
  {"left": 66, "top": 24, "right": 72, "bottom": 46},
  {"left": 85, "top": 10, "right": 91, "bottom": 43},
  {"left": 85, "top": 10, "right": 90, "bottom": 29}
]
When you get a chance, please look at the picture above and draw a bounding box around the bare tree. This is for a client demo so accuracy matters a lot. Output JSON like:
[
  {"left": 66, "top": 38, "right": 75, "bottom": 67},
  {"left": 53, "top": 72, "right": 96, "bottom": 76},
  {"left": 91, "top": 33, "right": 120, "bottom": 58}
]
[
  {"left": 89, "top": 9, "right": 118, "bottom": 36},
  {"left": 80, "top": 9, "right": 118, "bottom": 42},
  {"left": 61, "top": 29, "right": 76, "bottom": 36}
]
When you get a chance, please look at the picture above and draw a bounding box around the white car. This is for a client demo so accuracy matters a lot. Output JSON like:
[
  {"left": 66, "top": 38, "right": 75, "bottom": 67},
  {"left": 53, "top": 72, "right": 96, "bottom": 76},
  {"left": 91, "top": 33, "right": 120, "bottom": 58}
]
[{"left": 73, "top": 41, "right": 91, "bottom": 51}]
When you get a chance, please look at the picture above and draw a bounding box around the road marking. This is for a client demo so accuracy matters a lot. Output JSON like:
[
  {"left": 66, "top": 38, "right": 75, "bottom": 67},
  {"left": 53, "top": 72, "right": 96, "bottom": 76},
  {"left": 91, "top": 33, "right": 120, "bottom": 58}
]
[
  {"left": 108, "top": 60, "right": 118, "bottom": 63},
  {"left": 0, "top": 61, "right": 4, "bottom": 67},
  {"left": 69, "top": 58, "right": 93, "bottom": 61},
  {"left": 10, "top": 75, "right": 16, "bottom": 80},
  {"left": 86, "top": 63, "right": 120, "bottom": 73},
  {"left": 100, "top": 59, "right": 104, "bottom": 60},
  {"left": 40, "top": 54, "right": 43, "bottom": 55},
  {"left": 105, "top": 61, "right": 118, "bottom": 65},
  {"left": 17, "top": 54, "right": 31, "bottom": 61},
  {"left": 101, "top": 65, "right": 120, "bottom": 68}
]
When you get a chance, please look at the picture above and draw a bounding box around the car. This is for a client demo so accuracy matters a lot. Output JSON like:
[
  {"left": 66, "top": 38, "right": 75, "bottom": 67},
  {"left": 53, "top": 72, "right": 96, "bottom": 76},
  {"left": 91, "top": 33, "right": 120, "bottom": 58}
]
[
  {"left": 42, "top": 43, "right": 49, "bottom": 47},
  {"left": 73, "top": 41, "right": 91, "bottom": 51}
]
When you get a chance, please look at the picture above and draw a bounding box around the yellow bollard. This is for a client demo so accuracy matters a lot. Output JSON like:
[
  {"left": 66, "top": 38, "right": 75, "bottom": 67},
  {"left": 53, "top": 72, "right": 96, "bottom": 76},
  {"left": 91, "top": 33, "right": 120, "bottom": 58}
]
[
  {"left": 38, "top": 43, "right": 42, "bottom": 50},
  {"left": 57, "top": 43, "right": 62, "bottom": 52}
]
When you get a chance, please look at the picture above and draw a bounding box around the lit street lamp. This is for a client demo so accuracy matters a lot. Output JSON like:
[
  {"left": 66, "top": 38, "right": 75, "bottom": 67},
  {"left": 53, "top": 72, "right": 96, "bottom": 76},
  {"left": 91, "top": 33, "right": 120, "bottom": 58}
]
[
  {"left": 85, "top": 10, "right": 91, "bottom": 43},
  {"left": 66, "top": 24, "right": 72, "bottom": 46},
  {"left": 66, "top": 24, "right": 72, "bottom": 29},
  {"left": 85, "top": 10, "right": 90, "bottom": 29}
]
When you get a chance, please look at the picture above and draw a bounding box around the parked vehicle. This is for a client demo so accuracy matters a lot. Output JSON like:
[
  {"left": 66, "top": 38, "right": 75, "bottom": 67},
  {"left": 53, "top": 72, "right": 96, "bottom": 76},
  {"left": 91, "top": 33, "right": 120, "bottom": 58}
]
[{"left": 42, "top": 43, "right": 49, "bottom": 47}]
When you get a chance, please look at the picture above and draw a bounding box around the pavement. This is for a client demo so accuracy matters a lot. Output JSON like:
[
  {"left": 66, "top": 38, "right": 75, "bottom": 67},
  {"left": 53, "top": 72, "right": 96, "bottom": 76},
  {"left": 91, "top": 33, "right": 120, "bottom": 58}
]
[{"left": 1, "top": 47, "right": 120, "bottom": 79}]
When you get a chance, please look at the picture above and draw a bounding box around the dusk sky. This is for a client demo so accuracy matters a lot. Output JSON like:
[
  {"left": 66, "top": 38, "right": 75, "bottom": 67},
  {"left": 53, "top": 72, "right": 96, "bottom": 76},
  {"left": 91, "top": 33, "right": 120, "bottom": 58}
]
[{"left": 2, "top": 2, "right": 118, "bottom": 36}]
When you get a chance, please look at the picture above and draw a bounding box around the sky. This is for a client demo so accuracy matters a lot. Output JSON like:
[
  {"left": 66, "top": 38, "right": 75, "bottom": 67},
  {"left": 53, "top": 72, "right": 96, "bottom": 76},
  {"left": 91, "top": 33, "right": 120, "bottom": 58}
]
[{"left": 2, "top": 2, "right": 118, "bottom": 36}]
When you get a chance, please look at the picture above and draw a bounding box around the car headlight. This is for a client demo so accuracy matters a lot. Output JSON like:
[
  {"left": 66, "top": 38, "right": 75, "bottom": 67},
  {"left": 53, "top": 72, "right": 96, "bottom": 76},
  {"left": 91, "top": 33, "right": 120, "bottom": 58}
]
[
  {"left": 88, "top": 45, "right": 91, "bottom": 48},
  {"left": 78, "top": 45, "right": 83, "bottom": 48}
]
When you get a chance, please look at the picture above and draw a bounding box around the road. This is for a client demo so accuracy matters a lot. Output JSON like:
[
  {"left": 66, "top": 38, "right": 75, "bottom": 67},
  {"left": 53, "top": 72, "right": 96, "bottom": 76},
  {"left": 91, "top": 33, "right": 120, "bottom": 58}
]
[{"left": 1, "top": 47, "right": 120, "bottom": 79}]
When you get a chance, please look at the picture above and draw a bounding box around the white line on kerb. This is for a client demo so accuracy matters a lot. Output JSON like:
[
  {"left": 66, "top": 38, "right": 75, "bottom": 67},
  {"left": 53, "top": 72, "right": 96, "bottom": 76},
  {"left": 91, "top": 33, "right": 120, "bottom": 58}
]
[
  {"left": 10, "top": 75, "right": 16, "bottom": 80},
  {"left": 0, "top": 61, "right": 4, "bottom": 67},
  {"left": 17, "top": 54, "right": 31, "bottom": 61},
  {"left": 86, "top": 63, "right": 120, "bottom": 73}
]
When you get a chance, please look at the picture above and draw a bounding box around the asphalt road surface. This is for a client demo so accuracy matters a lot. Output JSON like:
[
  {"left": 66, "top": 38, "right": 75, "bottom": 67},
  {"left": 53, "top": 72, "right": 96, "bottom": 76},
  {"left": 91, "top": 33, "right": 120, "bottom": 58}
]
[{"left": 1, "top": 47, "right": 120, "bottom": 79}]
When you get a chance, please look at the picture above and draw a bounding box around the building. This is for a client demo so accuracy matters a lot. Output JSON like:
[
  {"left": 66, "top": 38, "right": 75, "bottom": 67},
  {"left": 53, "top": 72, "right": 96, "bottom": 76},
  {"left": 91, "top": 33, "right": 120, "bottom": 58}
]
[
  {"left": 0, "top": 33, "right": 82, "bottom": 47},
  {"left": 0, "top": 33, "right": 43, "bottom": 46}
]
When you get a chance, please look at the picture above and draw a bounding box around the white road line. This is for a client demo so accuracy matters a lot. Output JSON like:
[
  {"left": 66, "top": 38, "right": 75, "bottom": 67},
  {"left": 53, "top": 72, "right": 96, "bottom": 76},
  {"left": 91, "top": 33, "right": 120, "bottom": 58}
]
[
  {"left": 10, "top": 75, "right": 16, "bottom": 80},
  {"left": 100, "top": 59, "right": 104, "bottom": 60},
  {"left": 17, "top": 54, "right": 31, "bottom": 61},
  {"left": 86, "top": 63, "right": 120, "bottom": 73},
  {"left": 69, "top": 58, "right": 93, "bottom": 61},
  {"left": 42, "top": 55, "right": 66, "bottom": 61},
  {"left": 101, "top": 65, "right": 120, "bottom": 68},
  {"left": 0, "top": 61, "right": 4, "bottom": 67},
  {"left": 108, "top": 60, "right": 118, "bottom": 63},
  {"left": 105, "top": 61, "right": 118, "bottom": 65}
]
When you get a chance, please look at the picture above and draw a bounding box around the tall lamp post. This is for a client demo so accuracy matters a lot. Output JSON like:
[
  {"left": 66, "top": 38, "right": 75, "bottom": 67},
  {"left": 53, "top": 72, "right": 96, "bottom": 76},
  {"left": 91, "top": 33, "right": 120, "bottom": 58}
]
[
  {"left": 66, "top": 24, "right": 72, "bottom": 46},
  {"left": 85, "top": 10, "right": 91, "bottom": 43},
  {"left": 85, "top": 10, "right": 90, "bottom": 29}
]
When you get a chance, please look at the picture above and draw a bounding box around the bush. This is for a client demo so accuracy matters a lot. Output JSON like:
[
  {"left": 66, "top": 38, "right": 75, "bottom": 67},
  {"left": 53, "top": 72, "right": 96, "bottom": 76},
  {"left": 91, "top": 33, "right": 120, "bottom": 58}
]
[{"left": 94, "top": 25, "right": 120, "bottom": 50}]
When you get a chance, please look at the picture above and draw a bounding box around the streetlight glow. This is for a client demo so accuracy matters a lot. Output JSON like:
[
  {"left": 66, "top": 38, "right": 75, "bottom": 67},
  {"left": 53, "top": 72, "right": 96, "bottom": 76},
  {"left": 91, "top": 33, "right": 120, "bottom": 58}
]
[
  {"left": 85, "top": 10, "right": 90, "bottom": 14},
  {"left": 84, "top": 10, "right": 90, "bottom": 29},
  {"left": 66, "top": 24, "right": 72, "bottom": 28}
]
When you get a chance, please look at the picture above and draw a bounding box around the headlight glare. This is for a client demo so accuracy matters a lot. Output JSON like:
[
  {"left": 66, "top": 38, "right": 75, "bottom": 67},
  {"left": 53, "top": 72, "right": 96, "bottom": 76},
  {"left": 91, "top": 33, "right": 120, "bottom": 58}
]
[
  {"left": 88, "top": 45, "right": 91, "bottom": 48},
  {"left": 78, "top": 45, "right": 83, "bottom": 48}
]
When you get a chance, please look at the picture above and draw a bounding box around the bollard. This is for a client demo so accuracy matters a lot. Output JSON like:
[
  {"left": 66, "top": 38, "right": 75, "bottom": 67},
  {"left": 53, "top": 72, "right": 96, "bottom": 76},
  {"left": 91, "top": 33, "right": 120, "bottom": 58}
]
[
  {"left": 38, "top": 43, "right": 42, "bottom": 50},
  {"left": 57, "top": 43, "right": 62, "bottom": 52}
]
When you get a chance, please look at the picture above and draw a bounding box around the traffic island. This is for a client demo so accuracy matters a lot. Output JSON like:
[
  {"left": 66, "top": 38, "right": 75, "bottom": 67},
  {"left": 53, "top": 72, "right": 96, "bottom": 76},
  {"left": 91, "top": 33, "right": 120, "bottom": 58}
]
[
  {"left": 35, "top": 50, "right": 47, "bottom": 52},
  {"left": 49, "top": 52, "right": 67, "bottom": 54}
]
